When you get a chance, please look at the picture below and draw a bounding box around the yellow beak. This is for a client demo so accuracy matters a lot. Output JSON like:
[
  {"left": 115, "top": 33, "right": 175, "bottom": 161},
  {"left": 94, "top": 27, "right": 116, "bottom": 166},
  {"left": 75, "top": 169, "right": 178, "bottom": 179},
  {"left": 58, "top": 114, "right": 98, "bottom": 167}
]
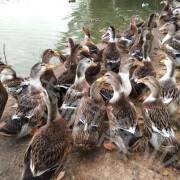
[
  {"left": 160, "top": 59, "right": 165, "bottom": 64},
  {"left": 45, "top": 64, "right": 54, "bottom": 70},
  {"left": 139, "top": 17, "right": 143, "bottom": 22},
  {"left": 134, "top": 60, "right": 144, "bottom": 67},
  {"left": 80, "top": 28, "right": 83, "bottom": 32},
  {"left": 136, "top": 79, "right": 144, "bottom": 84},
  {"left": 99, "top": 29, "right": 105, "bottom": 33},
  {"left": 53, "top": 52, "right": 60, "bottom": 57},
  {"left": 81, "top": 46, "right": 89, "bottom": 52},
  {"left": 159, "top": 26, "right": 165, "bottom": 32},
  {"left": 97, "top": 76, "right": 105, "bottom": 82},
  {"left": 160, "top": 1, "right": 165, "bottom": 4},
  {"left": 40, "top": 92, "right": 45, "bottom": 97},
  {"left": 90, "top": 61, "right": 97, "bottom": 67},
  {"left": 89, "top": 39, "right": 95, "bottom": 45}
]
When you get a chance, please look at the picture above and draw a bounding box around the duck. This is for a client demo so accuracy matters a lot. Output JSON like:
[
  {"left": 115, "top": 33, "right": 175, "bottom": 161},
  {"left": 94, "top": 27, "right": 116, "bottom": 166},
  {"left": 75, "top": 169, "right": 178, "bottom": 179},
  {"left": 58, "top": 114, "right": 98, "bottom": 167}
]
[
  {"left": 0, "top": 63, "right": 53, "bottom": 138},
  {"left": 56, "top": 45, "right": 88, "bottom": 89},
  {"left": 21, "top": 89, "right": 73, "bottom": 180},
  {"left": 159, "top": 22, "right": 180, "bottom": 67},
  {"left": 132, "top": 76, "right": 178, "bottom": 156},
  {"left": 116, "top": 15, "right": 142, "bottom": 51},
  {"left": 100, "top": 55, "right": 144, "bottom": 101},
  {"left": 97, "top": 72, "right": 141, "bottom": 153},
  {"left": 160, "top": 0, "right": 173, "bottom": 16},
  {"left": 159, "top": 53, "right": 180, "bottom": 125},
  {"left": 72, "top": 81, "right": 106, "bottom": 151},
  {"left": 41, "top": 49, "right": 60, "bottom": 64},
  {"left": 129, "top": 13, "right": 157, "bottom": 62},
  {"left": 80, "top": 26, "right": 104, "bottom": 62},
  {"left": 102, "top": 26, "right": 121, "bottom": 73},
  {"left": 0, "top": 67, "right": 29, "bottom": 108},
  {"left": 0, "top": 62, "right": 12, "bottom": 120},
  {"left": 99, "top": 28, "right": 121, "bottom": 44},
  {"left": 60, "top": 58, "right": 97, "bottom": 127},
  {"left": 130, "top": 29, "right": 156, "bottom": 100}
]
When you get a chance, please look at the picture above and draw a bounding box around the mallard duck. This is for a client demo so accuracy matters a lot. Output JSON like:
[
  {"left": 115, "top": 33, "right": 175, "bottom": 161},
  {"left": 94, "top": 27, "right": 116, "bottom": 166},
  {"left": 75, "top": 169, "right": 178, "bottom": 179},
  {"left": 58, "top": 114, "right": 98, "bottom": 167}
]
[
  {"left": 159, "top": 22, "right": 180, "bottom": 67},
  {"left": 0, "top": 63, "right": 53, "bottom": 137},
  {"left": 102, "top": 26, "right": 121, "bottom": 73},
  {"left": 60, "top": 58, "right": 97, "bottom": 127},
  {"left": 21, "top": 89, "right": 73, "bottom": 180},
  {"left": 1, "top": 67, "right": 29, "bottom": 107},
  {"left": 72, "top": 81, "right": 106, "bottom": 151},
  {"left": 97, "top": 72, "right": 141, "bottom": 153},
  {"left": 130, "top": 30, "right": 156, "bottom": 99},
  {"left": 0, "top": 62, "right": 12, "bottom": 120},
  {"left": 41, "top": 49, "right": 60, "bottom": 64},
  {"left": 100, "top": 55, "right": 144, "bottom": 101},
  {"left": 159, "top": 53, "right": 180, "bottom": 125},
  {"left": 117, "top": 15, "right": 142, "bottom": 50},
  {"left": 132, "top": 76, "right": 178, "bottom": 155}
]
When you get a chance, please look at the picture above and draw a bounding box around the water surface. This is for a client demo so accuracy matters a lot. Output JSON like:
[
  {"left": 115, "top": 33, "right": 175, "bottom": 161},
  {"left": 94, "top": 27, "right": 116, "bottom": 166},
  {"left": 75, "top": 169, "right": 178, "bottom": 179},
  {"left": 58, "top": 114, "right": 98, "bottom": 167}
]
[{"left": 0, "top": 0, "right": 163, "bottom": 76}]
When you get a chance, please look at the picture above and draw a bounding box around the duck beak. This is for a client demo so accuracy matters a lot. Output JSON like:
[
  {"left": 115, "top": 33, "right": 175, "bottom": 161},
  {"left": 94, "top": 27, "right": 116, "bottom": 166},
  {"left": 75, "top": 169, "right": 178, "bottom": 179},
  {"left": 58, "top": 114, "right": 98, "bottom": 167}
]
[
  {"left": 40, "top": 92, "right": 45, "bottom": 97},
  {"left": 136, "top": 78, "right": 144, "bottom": 84},
  {"left": 160, "top": 1, "right": 165, "bottom": 4},
  {"left": 99, "top": 29, "right": 105, "bottom": 33},
  {"left": 159, "top": 26, "right": 165, "bottom": 32},
  {"left": 89, "top": 39, "right": 95, "bottom": 45},
  {"left": 97, "top": 76, "right": 105, "bottom": 82},
  {"left": 90, "top": 61, "right": 97, "bottom": 67},
  {"left": 160, "top": 59, "right": 165, "bottom": 64},
  {"left": 139, "top": 17, "right": 143, "bottom": 22},
  {"left": 81, "top": 46, "right": 89, "bottom": 52},
  {"left": 134, "top": 60, "right": 144, "bottom": 67},
  {"left": 80, "top": 28, "right": 83, "bottom": 32},
  {"left": 53, "top": 52, "right": 60, "bottom": 57},
  {"left": 45, "top": 64, "right": 54, "bottom": 70}
]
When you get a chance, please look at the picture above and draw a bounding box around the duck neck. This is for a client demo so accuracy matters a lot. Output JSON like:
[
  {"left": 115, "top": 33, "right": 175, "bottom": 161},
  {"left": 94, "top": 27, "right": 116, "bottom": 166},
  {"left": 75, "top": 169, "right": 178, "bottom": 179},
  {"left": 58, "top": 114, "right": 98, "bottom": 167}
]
[
  {"left": 109, "top": 81, "right": 124, "bottom": 104},
  {"left": 161, "top": 59, "right": 176, "bottom": 82},
  {"left": 109, "top": 30, "right": 115, "bottom": 43},
  {"left": 118, "top": 67, "right": 131, "bottom": 97},
  {"left": 70, "top": 51, "right": 79, "bottom": 67},
  {"left": 30, "top": 76, "right": 43, "bottom": 94},
  {"left": 90, "top": 83, "right": 104, "bottom": 103},
  {"left": 75, "top": 65, "right": 86, "bottom": 83},
  {"left": 143, "top": 40, "right": 151, "bottom": 62},
  {"left": 162, "top": 29, "right": 174, "bottom": 45},
  {"left": 145, "top": 85, "right": 160, "bottom": 103},
  {"left": 46, "top": 93, "right": 61, "bottom": 123},
  {"left": 42, "top": 55, "right": 51, "bottom": 64}
]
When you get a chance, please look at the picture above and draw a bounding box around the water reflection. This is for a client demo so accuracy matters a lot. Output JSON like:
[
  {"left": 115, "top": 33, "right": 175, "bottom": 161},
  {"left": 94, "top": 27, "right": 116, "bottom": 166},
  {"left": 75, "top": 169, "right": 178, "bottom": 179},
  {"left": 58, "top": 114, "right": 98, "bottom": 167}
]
[{"left": 0, "top": 0, "right": 164, "bottom": 76}]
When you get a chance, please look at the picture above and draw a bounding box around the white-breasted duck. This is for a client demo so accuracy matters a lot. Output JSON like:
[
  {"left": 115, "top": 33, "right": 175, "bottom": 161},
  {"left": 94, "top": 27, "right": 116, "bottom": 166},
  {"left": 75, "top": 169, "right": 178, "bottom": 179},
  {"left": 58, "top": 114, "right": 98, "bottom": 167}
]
[
  {"left": 59, "top": 58, "right": 97, "bottom": 127},
  {"left": 97, "top": 72, "right": 141, "bottom": 153},
  {"left": 102, "top": 26, "right": 121, "bottom": 73},
  {"left": 72, "top": 81, "right": 106, "bottom": 151}
]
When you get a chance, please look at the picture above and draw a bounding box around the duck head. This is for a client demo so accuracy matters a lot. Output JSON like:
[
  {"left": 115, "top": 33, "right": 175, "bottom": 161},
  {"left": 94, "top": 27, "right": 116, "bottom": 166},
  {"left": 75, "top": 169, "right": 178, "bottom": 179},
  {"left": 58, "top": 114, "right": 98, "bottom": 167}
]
[{"left": 42, "top": 49, "right": 60, "bottom": 64}]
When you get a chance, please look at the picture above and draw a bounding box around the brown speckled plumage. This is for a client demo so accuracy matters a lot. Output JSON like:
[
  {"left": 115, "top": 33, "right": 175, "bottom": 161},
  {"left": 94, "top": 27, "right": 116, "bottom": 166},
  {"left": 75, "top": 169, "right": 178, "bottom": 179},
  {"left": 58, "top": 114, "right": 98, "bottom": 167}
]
[{"left": 72, "top": 81, "right": 106, "bottom": 151}]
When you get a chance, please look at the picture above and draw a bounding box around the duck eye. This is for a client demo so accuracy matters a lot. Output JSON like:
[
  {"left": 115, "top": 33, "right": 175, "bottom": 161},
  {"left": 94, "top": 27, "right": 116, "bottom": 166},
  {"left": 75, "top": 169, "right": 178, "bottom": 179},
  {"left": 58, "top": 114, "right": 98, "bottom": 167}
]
[{"left": 41, "top": 64, "right": 45, "bottom": 67}]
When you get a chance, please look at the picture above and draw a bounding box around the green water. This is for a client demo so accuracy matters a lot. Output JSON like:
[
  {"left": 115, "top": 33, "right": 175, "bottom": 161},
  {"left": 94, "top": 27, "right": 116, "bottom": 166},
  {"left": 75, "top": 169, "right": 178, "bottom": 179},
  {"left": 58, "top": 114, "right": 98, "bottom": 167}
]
[{"left": 0, "top": 0, "right": 164, "bottom": 76}]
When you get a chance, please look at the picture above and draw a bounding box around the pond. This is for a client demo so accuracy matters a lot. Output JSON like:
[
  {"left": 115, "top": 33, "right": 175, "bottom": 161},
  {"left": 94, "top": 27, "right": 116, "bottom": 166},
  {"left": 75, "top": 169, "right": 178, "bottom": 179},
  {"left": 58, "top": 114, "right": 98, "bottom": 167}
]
[{"left": 0, "top": 0, "right": 164, "bottom": 76}]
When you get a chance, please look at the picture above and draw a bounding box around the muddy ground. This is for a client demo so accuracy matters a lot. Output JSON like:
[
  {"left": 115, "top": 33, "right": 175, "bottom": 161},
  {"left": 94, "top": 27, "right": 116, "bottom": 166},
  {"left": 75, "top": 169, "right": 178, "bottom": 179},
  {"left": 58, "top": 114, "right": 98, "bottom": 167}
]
[{"left": 1, "top": 26, "right": 180, "bottom": 180}]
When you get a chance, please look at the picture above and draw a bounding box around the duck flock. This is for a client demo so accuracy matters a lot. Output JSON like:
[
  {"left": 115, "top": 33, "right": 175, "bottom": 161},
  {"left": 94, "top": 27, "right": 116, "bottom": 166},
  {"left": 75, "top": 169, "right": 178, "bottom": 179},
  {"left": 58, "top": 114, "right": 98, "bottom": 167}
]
[{"left": 0, "top": 0, "right": 180, "bottom": 179}]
